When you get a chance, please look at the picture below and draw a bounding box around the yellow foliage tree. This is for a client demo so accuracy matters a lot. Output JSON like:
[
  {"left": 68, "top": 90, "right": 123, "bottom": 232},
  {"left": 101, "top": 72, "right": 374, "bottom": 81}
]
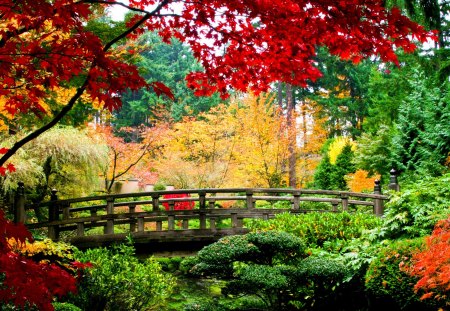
[
  {"left": 231, "top": 93, "right": 290, "bottom": 187},
  {"left": 328, "top": 136, "right": 356, "bottom": 164},
  {"left": 152, "top": 94, "right": 292, "bottom": 188}
]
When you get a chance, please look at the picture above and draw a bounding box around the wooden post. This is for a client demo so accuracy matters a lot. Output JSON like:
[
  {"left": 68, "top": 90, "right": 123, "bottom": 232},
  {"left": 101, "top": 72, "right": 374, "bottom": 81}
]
[
  {"left": 76, "top": 222, "right": 85, "bottom": 237},
  {"left": 210, "top": 218, "right": 216, "bottom": 231},
  {"left": 332, "top": 202, "right": 338, "bottom": 212},
  {"left": 231, "top": 212, "right": 238, "bottom": 228},
  {"left": 137, "top": 216, "right": 145, "bottom": 232},
  {"left": 292, "top": 191, "right": 301, "bottom": 210},
  {"left": 388, "top": 169, "right": 400, "bottom": 192},
  {"left": 199, "top": 191, "right": 207, "bottom": 229},
  {"left": 129, "top": 204, "right": 136, "bottom": 232},
  {"left": 168, "top": 200, "right": 175, "bottom": 231},
  {"left": 374, "top": 180, "right": 384, "bottom": 216},
  {"left": 246, "top": 190, "right": 254, "bottom": 209},
  {"left": 199, "top": 191, "right": 206, "bottom": 209},
  {"left": 340, "top": 194, "right": 349, "bottom": 211},
  {"left": 62, "top": 202, "right": 70, "bottom": 220},
  {"left": 48, "top": 189, "right": 60, "bottom": 240},
  {"left": 152, "top": 194, "right": 160, "bottom": 211},
  {"left": 14, "top": 182, "right": 26, "bottom": 224},
  {"left": 105, "top": 197, "right": 115, "bottom": 234}
]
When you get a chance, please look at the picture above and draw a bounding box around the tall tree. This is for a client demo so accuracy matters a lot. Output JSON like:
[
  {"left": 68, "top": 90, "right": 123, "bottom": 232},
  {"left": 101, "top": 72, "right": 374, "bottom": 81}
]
[
  {"left": 115, "top": 32, "right": 223, "bottom": 127},
  {"left": 392, "top": 69, "right": 450, "bottom": 175},
  {"left": 0, "top": 0, "right": 435, "bottom": 174}
]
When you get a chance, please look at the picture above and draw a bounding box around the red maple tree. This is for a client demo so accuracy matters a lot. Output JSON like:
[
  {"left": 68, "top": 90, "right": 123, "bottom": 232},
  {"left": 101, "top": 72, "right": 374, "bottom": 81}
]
[
  {"left": 162, "top": 193, "right": 195, "bottom": 210},
  {"left": 407, "top": 216, "right": 450, "bottom": 305},
  {"left": 0, "top": 210, "right": 85, "bottom": 310},
  {"left": 0, "top": 0, "right": 436, "bottom": 174}
]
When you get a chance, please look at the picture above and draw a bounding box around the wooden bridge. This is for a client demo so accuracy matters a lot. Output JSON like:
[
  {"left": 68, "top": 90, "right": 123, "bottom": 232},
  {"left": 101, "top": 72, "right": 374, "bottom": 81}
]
[{"left": 15, "top": 180, "right": 393, "bottom": 255}]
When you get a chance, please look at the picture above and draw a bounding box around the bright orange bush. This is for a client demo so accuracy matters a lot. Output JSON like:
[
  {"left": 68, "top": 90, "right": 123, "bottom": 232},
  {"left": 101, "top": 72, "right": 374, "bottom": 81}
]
[{"left": 408, "top": 216, "right": 450, "bottom": 305}]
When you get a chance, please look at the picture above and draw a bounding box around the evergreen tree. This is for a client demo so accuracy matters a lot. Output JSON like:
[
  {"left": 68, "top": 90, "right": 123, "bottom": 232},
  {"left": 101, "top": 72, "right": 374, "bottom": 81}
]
[
  {"left": 313, "top": 154, "right": 335, "bottom": 190},
  {"left": 114, "top": 32, "right": 223, "bottom": 128},
  {"left": 392, "top": 69, "right": 449, "bottom": 175},
  {"left": 331, "top": 143, "right": 356, "bottom": 190}
]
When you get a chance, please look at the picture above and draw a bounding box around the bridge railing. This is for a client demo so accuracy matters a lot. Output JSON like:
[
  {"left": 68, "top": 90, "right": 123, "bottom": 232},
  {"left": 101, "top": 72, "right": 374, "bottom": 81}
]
[{"left": 20, "top": 184, "right": 391, "bottom": 242}]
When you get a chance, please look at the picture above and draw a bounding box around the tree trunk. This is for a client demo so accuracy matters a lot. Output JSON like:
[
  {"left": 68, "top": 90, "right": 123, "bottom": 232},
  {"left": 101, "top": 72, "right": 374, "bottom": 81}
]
[{"left": 286, "top": 84, "right": 297, "bottom": 188}]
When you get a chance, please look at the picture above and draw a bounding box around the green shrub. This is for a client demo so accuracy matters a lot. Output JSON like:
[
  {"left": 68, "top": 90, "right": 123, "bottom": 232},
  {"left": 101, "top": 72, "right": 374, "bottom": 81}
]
[
  {"left": 67, "top": 243, "right": 175, "bottom": 311},
  {"left": 365, "top": 238, "right": 435, "bottom": 310},
  {"left": 52, "top": 302, "right": 82, "bottom": 311},
  {"left": 382, "top": 173, "right": 450, "bottom": 239},
  {"left": 191, "top": 231, "right": 349, "bottom": 310},
  {"left": 249, "top": 212, "right": 381, "bottom": 248}
]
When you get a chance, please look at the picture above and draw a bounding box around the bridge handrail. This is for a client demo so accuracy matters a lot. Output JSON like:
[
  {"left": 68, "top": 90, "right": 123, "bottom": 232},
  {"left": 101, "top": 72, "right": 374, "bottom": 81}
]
[
  {"left": 25, "top": 188, "right": 388, "bottom": 209},
  {"left": 18, "top": 186, "right": 390, "bottom": 242}
]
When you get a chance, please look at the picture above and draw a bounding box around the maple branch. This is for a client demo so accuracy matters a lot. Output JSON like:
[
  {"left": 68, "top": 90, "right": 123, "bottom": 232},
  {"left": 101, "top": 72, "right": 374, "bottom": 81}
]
[
  {"left": 0, "top": 79, "right": 89, "bottom": 167},
  {"left": 112, "top": 144, "right": 150, "bottom": 180},
  {"left": 0, "top": 2, "right": 162, "bottom": 168}
]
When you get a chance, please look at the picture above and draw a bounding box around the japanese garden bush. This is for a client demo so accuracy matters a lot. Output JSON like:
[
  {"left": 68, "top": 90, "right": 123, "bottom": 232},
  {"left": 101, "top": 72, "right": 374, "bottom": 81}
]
[
  {"left": 381, "top": 173, "right": 450, "bottom": 239},
  {"left": 65, "top": 243, "right": 175, "bottom": 311},
  {"left": 249, "top": 212, "right": 381, "bottom": 248},
  {"left": 189, "top": 231, "right": 350, "bottom": 310},
  {"left": 52, "top": 302, "right": 82, "bottom": 311},
  {"left": 407, "top": 216, "right": 450, "bottom": 308},
  {"left": 364, "top": 238, "right": 436, "bottom": 311}
]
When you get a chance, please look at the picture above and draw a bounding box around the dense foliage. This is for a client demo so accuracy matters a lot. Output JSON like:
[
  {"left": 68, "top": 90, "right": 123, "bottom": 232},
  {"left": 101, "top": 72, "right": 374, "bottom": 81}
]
[
  {"left": 364, "top": 238, "right": 433, "bottom": 310},
  {"left": 189, "top": 231, "right": 348, "bottom": 311},
  {"left": 408, "top": 216, "right": 450, "bottom": 307},
  {"left": 0, "top": 211, "right": 84, "bottom": 311},
  {"left": 249, "top": 212, "right": 381, "bottom": 248},
  {"left": 66, "top": 243, "right": 175, "bottom": 311},
  {"left": 381, "top": 173, "right": 450, "bottom": 239}
]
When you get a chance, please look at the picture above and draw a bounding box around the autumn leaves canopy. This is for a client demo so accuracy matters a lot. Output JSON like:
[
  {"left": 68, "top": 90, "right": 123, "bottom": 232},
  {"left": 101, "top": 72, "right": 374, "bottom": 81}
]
[{"left": 0, "top": 0, "right": 436, "bottom": 173}]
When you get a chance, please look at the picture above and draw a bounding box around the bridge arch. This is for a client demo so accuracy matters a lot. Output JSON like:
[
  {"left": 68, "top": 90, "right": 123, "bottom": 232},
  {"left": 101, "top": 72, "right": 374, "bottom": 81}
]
[{"left": 16, "top": 185, "right": 391, "bottom": 255}]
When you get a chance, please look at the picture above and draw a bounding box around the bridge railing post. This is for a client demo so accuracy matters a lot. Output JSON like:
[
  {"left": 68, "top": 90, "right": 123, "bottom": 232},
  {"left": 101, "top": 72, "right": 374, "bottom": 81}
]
[
  {"left": 48, "top": 189, "right": 60, "bottom": 240},
  {"left": 388, "top": 169, "right": 400, "bottom": 192},
  {"left": 199, "top": 191, "right": 206, "bottom": 209},
  {"left": 246, "top": 190, "right": 254, "bottom": 209},
  {"left": 198, "top": 191, "right": 207, "bottom": 229},
  {"left": 129, "top": 204, "right": 136, "bottom": 232},
  {"left": 105, "top": 197, "right": 115, "bottom": 234},
  {"left": 14, "top": 182, "right": 26, "bottom": 224},
  {"left": 340, "top": 194, "right": 349, "bottom": 212},
  {"left": 168, "top": 200, "right": 175, "bottom": 231},
  {"left": 292, "top": 191, "right": 301, "bottom": 210},
  {"left": 373, "top": 180, "right": 384, "bottom": 216},
  {"left": 151, "top": 194, "right": 160, "bottom": 211}
]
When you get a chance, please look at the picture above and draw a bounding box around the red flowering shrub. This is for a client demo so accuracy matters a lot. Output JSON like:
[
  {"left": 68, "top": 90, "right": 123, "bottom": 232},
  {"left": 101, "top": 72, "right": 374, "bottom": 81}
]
[
  {"left": 408, "top": 216, "right": 450, "bottom": 306},
  {"left": 0, "top": 210, "right": 82, "bottom": 311},
  {"left": 162, "top": 193, "right": 195, "bottom": 211}
]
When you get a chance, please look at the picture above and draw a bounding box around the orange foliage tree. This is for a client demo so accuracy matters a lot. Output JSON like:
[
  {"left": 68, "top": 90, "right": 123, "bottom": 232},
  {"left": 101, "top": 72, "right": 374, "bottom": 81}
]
[
  {"left": 296, "top": 100, "right": 328, "bottom": 187},
  {"left": 346, "top": 169, "right": 380, "bottom": 193},
  {"left": 153, "top": 104, "right": 238, "bottom": 188},
  {"left": 92, "top": 125, "right": 166, "bottom": 193},
  {"left": 407, "top": 216, "right": 450, "bottom": 306}
]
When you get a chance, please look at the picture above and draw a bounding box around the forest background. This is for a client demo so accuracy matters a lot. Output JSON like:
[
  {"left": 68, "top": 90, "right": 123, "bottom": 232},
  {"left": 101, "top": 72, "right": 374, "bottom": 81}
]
[{"left": 0, "top": 1, "right": 449, "bottom": 200}]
